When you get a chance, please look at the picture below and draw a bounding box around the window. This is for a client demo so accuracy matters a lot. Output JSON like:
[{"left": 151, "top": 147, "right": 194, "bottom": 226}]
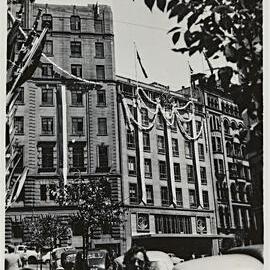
[
  {"left": 198, "top": 143, "right": 205, "bottom": 161},
  {"left": 70, "top": 41, "right": 81, "bottom": 57},
  {"left": 223, "top": 120, "right": 230, "bottom": 134},
  {"left": 189, "top": 189, "right": 197, "bottom": 208},
  {"left": 196, "top": 120, "right": 202, "bottom": 138},
  {"left": 15, "top": 87, "right": 24, "bottom": 104},
  {"left": 94, "top": 19, "right": 103, "bottom": 32},
  {"left": 70, "top": 15, "right": 81, "bottom": 31},
  {"left": 157, "top": 135, "right": 165, "bottom": 154},
  {"left": 41, "top": 145, "right": 54, "bottom": 169},
  {"left": 96, "top": 65, "right": 105, "bottom": 80},
  {"left": 203, "top": 191, "right": 209, "bottom": 209},
  {"left": 157, "top": 114, "right": 164, "bottom": 129},
  {"left": 172, "top": 138, "right": 179, "bottom": 156},
  {"left": 174, "top": 163, "right": 181, "bottom": 182},
  {"left": 43, "top": 40, "right": 53, "bottom": 56},
  {"left": 71, "top": 90, "right": 83, "bottom": 106},
  {"left": 228, "top": 163, "right": 238, "bottom": 178},
  {"left": 187, "top": 165, "right": 194, "bottom": 183},
  {"left": 159, "top": 161, "right": 167, "bottom": 180},
  {"left": 71, "top": 64, "right": 82, "bottom": 77},
  {"left": 12, "top": 222, "right": 23, "bottom": 239},
  {"left": 14, "top": 116, "right": 24, "bottom": 134},
  {"left": 97, "top": 90, "right": 106, "bottom": 106},
  {"left": 216, "top": 137, "right": 222, "bottom": 152},
  {"left": 176, "top": 188, "right": 183, "bottom": 207},
  {"left": 127, "top": 130, "right": 135, "bottom": 149},
  {"left": 98, "top": 118, "right": 107, "bottom": 135},
  {"left": 161, "top": 187, "right": 169, "bottom": 206},
  {"left": 41, "top": 117, "right": 54, "bottom": 135},
  {"left": 98, "top": 145, "right": 109, "bottom": 170},
  {"left": 72, "top": 144, "right": 84, "bottom": 169},
  {"left": 129, "top": 183, "right": 138, "bottom": 204},
  {"left": 42, "top": 14, "right": 52, "bottom": 29},
  {"left": 72, "top": 117, "right": 83, "bottom": 135},
  {"left": 155, "top": 215, "right": 192, "bottom": 234},
  {"left": 95, "top": 42, "right": 104, "bottom": 58},
  {"left": 141, "top": 108, "right": 149, "bottom": 126},
  {"left": 41, "top": 64, "right": 53, "bottom": 77},
  {"left": 128, "top": 156, "right": 136, "bottom": 176},
  {"left": 143, "top": 132, "right": 150, "bottom": 151},
  {"left": 49, "top": 184, "right": 56, "bottom": 200},
  {"left": 144, "top": 159, "right": 152, "bottom": 178},
  {"left": 185, "top": 141, "right": 193, "bottom": 158},
  {"left": 40, "top": 184, "right": 47, "bottom": 201},
  {"left": 146, "top": 185, "right": 154, "bottom": 204},
  {"left": 200, "top": 167, "right": 207, "bottom": 185},
  {"left": 41, "top": 88, "right": 53, "bottom": 105},
  {"left": 185, "top": 122, "right": 193, "bottom": 136}
]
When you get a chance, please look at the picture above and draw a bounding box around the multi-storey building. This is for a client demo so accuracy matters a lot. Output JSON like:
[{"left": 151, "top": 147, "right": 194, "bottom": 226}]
[
  {"left": 6, "top": 0, "right": 256, "bottom": 258},
  {"left": 6, "top": 1, "right": 125, "bottom": 254}
]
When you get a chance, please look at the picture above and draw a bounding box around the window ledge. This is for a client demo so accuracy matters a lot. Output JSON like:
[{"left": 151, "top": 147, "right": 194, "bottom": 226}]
[
  {"left": 97, "top": 134, "right": 108, "bottom": 136},
  {"left": 40, "top": 104, "right": 54, "bottom": 107},
  {"left": 70, "top": 104, "right": 84, "bottom": 107},
  {"left": 96, "top": 104, "right": 107, "bottom": 107},
  {"left": 70, "top": 56, "right": 83, "bottom": 58}
]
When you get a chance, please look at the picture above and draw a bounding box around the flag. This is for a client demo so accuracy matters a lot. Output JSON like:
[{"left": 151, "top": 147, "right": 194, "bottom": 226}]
[
  {"left": 136, "top": 50, "right": 148, "bottom": 79},
  {"left": 7, "top": 19, "right": 21, "bottom": 64},
  {"left": 7, "top": 27, "right": 48, "bottom": 105}
]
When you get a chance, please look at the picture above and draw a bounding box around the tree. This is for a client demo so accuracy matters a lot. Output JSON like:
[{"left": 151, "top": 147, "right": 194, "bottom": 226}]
[
  {"left": 141, "top": 0, "right": 262, "bottom": 118},
  {"left": 53, "top": 174, "right": 125, "bottom": 268},
  {"left": 23, "top": 214, "right": 70, "bottom": 250}
]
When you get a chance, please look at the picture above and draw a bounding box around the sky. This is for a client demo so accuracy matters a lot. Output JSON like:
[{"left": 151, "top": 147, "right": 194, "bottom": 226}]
[{"left": 34, "top": 0, "right": 213, "bottom": 90}]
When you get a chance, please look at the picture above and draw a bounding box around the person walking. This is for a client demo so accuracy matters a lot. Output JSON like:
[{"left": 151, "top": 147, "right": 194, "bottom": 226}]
[
  {"left": 123, "top": 246, "right": 150, "bottom": 270},
  {"left": 5, "top": 245, "right": 22, "bottom": 270}
]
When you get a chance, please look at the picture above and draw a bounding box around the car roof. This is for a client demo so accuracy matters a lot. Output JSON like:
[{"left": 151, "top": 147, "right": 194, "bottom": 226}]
[{"left": 172, "top": 254, "right": 263, "bottom": 270}]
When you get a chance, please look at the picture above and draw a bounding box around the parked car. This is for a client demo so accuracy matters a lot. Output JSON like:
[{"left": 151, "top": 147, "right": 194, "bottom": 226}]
[
  {"left": 172, "top": 245, "right": 263, "bottom": 270},
  {"left": 15, "top": 245, "right": 39, "bottom": 264},
  {"left": 42, "top": 251, "right": 51, "bottom": 264},
  {"left": 75, "top": 249, "right": 112, "bottom": 270},
  {"left": 61, "top": 249, "right": 77, "bottom": 270},
  {"left": 167, "top": 253, "right": 184, "bottom": 265},
  {"left": 51, "top": 247, "right": 76, "bottom": 270},
  {"left": 114, "top": 250, "right": 174, "bottom": 270}
]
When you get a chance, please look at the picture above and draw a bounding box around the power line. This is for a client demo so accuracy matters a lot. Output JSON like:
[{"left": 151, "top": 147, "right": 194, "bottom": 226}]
[{"left": 114, "top": 20, "right": 168, "bottom": 32}]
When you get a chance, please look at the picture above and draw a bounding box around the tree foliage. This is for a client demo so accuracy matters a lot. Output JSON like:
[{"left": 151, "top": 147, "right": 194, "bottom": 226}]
[
  {"left": 23, "top": 214, "right": 70, "bottom": 249},
  {"left": 141, "top": 0, "right": 262, "bottom": 118}
]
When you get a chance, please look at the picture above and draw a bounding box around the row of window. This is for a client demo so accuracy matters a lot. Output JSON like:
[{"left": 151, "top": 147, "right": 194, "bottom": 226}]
[
  {"left": 127, "top": 156, "right": 207, "bottom": 184},
  {"left": 226, "top": 141, "right": 246, "bottom": 159},
  {"left": 43, "top": 41, "right": 105, "bottom": 59},
  {"left": 37, "top": 143, "right": 108, "bottom": 172},
  {"left": 228, "top": 163, "right": 250, "bottom": 180},
  {"left": 41, "top": 14, "right": 103, "bottom": 32},
  {"left": 14, "top": 116, "right": 108, "bottom": 136},
  {"left": 15, "top": 88, "right": 106, "bottom": 107},
  {"left": 129, "top": 183, "right": 210, "bottom": 209},
  {"left": 127, "top": 131, "right": 205, "bottom": 160},
  {"left": 41, "top": 63, "right": 106, "bottom": 80}
]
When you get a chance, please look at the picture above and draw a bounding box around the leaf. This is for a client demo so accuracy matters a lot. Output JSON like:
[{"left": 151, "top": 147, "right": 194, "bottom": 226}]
[
  {"left": 157, "top": 0, "right": 167, "bottom": 11},
  {"left": 169, "top": 3, "right": 184, "bottom": 19},
  {"left": 172, "top": 31, "right": 181, "bottom": 44},
  {"left": 167, "top": 0, "right": 179, "bottom": 11},
  {"left": 189, "top": 45, "right": 199, "bottom": 56},
  {"left": 167, "top": 26, "right": 181, "bottom": 34},
  {"left": 187, "top": 10, "right": 202, "bottom": 29},
  {"left": 172, "top": 47, "right": 189, "bottom": 53},
  {"left": 144, "top": 0, "right": 155, "bottom": 11}
]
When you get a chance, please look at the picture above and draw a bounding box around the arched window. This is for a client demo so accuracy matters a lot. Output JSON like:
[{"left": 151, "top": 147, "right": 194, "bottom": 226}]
[
  {"left": 70, "top": 15, "right": 81, "bottom": 31},
  {"left": 223, "top": 119, "right": 230, "bottom": 134},
  {"left": 231, "top": 121, "right": 237, "bottom": 131}
]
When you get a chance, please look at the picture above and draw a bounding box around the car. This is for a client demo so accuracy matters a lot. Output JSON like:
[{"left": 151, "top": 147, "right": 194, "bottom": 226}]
[
  {"left": 172, "top": 245, "right": 263, "bottom": 270},
  {"left": 51, "top": 246, "right": 76, "bottom": 270},
  {"left": 75, "top": 249, "right": 111, "bottom": 270},
  {"left": 167, "top": 253, "right": 184, "bottom": 265},
  {"left": 15, "top": 245, "right": 39, "bottom": 264},
  {"left": 42, "top": 251, "right": 51, "bottom": 264},
  {"left": 114, "top": 250, "right": 174, "bottom": 270}
]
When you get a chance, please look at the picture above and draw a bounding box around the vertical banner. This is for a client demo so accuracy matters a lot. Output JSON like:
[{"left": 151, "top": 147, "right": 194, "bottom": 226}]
[{"left": 56, "top": 85, "right": 68, "bottom": 186}]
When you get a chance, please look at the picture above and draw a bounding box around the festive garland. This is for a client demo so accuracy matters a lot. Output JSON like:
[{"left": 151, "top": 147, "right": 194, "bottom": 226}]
[{"left": 121, "top": 86, "right": 205, "bottom": 141}]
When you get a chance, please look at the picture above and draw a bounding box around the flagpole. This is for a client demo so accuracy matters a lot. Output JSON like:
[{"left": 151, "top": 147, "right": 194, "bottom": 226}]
[
  {"left": 133, "top": 41, "right": 138, "bottom": 87},
  {"left": 7, "top": 27, "right": 48, "bottom": 106}
]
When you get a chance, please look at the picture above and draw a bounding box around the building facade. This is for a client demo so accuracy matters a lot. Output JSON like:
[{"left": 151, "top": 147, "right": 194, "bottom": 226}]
[
  {"left": 6, "top": 1, "right": 126, "bottom": 255},
  {"left": 6, "top": 1, "right": 256, "bottom": 258}
]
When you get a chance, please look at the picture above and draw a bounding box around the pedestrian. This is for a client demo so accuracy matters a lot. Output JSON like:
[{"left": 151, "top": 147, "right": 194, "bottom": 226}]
[
  {"left": 5, "top": 245, "right": 22, "bottom": 270},
  {"left": 191, "top": 253, "right": 196, "bottom": 260},
  {"left": 21, "top": 247, "right": 28, "bottom": 267},
  {"left": 123, "top": 246, "right": 150, "bottom": 270}
]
